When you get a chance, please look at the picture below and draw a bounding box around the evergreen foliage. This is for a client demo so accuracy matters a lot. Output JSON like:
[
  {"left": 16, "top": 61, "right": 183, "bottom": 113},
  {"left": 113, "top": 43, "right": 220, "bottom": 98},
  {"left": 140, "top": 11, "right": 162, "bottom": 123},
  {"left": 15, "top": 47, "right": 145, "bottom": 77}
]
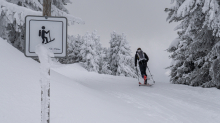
[
  {"left": 60, "top": 31, "right": 137, "bottom": 78},
  {"left": 59, "top": 35, "right": 83, "bottom": 64},
  {"left": 166, "top": 0, "right": 220, "bottom": 89},
  {"left": 80, "top": 31, "right": 100, "bottom": 72},
  {"left": 109, "top": 32, "right": 137, "bottom": 77},
  {"left": 99, "top": 47, "right": 112, "bottom": 75}
]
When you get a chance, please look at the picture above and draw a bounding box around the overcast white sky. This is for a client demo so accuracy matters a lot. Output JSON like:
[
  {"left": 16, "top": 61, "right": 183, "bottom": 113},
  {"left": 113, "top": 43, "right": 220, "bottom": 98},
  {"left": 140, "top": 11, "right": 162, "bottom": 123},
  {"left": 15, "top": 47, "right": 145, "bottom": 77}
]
[{"left": 66, "top": 0, "right": 178, "bottom": 83}]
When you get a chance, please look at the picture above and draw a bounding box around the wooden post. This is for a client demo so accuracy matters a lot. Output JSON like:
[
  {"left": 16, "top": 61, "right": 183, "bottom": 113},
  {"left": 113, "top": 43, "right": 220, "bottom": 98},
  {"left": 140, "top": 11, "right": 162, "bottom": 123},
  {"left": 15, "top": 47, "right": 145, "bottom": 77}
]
[
  {"left": 43, "top": 0, "right": 51, "bottom": 16},
  {"left": 42, "top": 0, "right": 51, "bottom": 123}
]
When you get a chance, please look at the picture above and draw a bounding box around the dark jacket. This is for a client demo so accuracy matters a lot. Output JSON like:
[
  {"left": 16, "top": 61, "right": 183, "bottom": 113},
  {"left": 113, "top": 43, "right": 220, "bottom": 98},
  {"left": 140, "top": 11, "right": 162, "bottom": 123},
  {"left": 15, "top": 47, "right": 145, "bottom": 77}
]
[
  {"left": 135, "top": 51, "right": 149, "bottom": 66},
  {"left": 42, "top": 30, "right": 49, "bottom": 38}
]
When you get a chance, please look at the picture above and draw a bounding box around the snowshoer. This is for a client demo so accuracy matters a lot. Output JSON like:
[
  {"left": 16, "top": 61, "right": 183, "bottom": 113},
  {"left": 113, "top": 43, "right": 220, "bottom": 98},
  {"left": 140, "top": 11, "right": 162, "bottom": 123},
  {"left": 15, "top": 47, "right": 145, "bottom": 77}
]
[{"left": 135, "top": 48, "right": 149, "bottom": 84}]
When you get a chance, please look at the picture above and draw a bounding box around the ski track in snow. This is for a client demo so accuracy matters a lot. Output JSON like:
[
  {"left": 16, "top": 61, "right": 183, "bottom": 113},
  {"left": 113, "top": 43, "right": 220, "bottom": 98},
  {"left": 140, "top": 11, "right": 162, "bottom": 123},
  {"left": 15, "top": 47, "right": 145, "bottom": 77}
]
[
  {"left": 52, "top": 64, "right": 220, "bottom": 123},
  {"left": 0, "top": 39, "right": 220, "bottom": 123}
]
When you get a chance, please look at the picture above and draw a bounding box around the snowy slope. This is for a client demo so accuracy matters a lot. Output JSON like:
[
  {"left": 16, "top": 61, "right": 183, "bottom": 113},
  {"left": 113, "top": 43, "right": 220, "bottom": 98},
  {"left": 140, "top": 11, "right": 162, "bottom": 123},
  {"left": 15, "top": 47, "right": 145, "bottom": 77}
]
[
  {"left": 0, "top": 38, "right": 220, "bottom": 123},
  {"left": 53, "top": 65, "right": 220, "bottom": 123},
  {"left": 0, "top": 40, "right": 41, "bottom": 123}
]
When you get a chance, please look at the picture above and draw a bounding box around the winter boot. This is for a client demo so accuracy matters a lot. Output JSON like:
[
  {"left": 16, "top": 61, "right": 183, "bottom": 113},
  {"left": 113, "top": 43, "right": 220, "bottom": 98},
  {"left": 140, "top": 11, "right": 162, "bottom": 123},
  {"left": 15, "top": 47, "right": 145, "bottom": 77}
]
[{"left": 144, "top": 75, "right": 147, "bottom": 84}]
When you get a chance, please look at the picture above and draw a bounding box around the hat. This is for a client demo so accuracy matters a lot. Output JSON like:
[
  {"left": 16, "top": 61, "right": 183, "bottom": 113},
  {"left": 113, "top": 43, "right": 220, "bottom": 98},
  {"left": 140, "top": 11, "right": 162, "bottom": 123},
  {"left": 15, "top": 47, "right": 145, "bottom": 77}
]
[{"left": 137, "top": 48, "right": 141, "bottom": 50}]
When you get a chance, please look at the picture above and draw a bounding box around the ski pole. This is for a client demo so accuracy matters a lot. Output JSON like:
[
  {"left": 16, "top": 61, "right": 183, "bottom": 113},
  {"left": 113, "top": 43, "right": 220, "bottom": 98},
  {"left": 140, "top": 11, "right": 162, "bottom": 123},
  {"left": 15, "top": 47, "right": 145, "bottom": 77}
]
[
  {"left": 49, "top": 30, "right": 51, "bottom": 41},
  {"left": 147, "top": 66, "right": 155, "bottom": 83},
  {"left": 136, "top": 67, "right": 139, "bottom": 82}
]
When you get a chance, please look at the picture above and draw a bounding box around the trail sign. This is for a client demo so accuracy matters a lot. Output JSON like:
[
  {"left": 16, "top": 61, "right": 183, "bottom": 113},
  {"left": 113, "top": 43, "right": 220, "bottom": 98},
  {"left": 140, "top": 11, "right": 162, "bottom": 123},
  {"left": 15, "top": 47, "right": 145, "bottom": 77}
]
[{"left": 25, "top": 15, "right": 67, "bottom": 57}]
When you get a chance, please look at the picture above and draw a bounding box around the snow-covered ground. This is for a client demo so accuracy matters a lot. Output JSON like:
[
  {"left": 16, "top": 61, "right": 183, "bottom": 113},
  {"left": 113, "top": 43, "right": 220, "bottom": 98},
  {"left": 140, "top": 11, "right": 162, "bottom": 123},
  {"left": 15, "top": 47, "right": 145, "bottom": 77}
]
[{"left": 0, "top": 38, "right": 220, "bottom": 123}]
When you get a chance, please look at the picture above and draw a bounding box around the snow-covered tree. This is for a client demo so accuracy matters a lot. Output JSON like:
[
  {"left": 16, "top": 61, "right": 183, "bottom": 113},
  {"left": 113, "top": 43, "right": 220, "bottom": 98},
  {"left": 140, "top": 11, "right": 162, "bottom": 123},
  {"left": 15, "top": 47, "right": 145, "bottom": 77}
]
[
  {"left": 58, "top": 35, "right": 83, "bottom": 64},
  {"left": 165, "top": 0, "right": 220, "bottom": 89},
  {"left": 99, "top": 47, "right": 112, "bottom": 74},
  {"left": 69, "top": 35, "right": 84, "bottom": 62},
  {"left": 91, "top": 30, "right": 102, "bottom": 58},
  {"left": 109, "top": 32, "right": 136, "bottom": 77},
  {"left": 80, "top": 31, "right": 101, "bottom": 72}
]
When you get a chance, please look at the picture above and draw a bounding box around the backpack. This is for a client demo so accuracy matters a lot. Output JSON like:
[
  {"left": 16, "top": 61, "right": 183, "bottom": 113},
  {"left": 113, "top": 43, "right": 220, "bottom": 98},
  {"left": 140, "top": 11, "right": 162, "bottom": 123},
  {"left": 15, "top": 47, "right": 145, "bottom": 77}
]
[
  {"left": 137, "top": 50, "right": 146, "bottom": 61},
  {"left": 39, "top": 30, "right": 41, "bottom": 37}
]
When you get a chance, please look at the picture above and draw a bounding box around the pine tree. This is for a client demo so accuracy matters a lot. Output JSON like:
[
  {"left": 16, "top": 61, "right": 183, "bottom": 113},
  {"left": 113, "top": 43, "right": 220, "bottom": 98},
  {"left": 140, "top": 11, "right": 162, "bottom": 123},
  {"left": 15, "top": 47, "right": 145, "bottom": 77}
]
[
  {"left": 61, "top": 35, "right": 83, "bottom": 63},
  {"left": 99, "top": 47, "right": 112, "bottom": 74},
  {"left": 165, "top": 0, "right": 220, "bottom": 88},
  {"left": 69, "top": 35, "right": 84, "bottom": 62},
  {"left": 80, "top": 31, "right": 100, "bottom": 72},
  {"left": 109, "top": 32, "right": 136, "bottom": 77}
]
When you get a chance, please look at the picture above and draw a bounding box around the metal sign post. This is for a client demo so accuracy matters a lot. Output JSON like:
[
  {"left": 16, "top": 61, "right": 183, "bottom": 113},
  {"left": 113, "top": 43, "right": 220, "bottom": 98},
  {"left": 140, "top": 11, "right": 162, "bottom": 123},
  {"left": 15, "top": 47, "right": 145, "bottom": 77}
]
[{"left": 24, "top": 1, "right": 67, "bottom": 123}]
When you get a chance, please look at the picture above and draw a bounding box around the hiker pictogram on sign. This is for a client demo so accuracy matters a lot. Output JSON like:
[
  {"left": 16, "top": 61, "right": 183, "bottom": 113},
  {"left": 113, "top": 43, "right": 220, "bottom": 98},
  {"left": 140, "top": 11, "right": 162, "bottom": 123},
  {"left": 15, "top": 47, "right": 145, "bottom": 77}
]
[
  {"left": 25, "top": 15, "right": 67, "bottom": 57},
  {"left": 39, "top": 26, "right": 55, "bottom": 44}
]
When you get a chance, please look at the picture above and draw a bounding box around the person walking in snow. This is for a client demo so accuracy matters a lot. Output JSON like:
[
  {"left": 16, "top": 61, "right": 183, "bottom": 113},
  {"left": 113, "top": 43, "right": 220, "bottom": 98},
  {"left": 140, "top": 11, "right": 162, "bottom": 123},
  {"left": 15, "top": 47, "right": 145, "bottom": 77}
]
[
  {"left": 39, "top": 26, "right": 50, "bottom": 44},
  {"left": 135, "top": 48, "right": 149, "bottom": 84}
]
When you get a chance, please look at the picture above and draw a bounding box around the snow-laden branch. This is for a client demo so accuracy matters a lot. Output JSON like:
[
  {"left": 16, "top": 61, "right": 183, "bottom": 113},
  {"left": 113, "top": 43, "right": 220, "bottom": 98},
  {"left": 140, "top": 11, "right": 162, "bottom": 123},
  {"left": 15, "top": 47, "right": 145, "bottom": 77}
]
[{"left": 0, "top": 0, "right": 84, "bottom": 31}]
